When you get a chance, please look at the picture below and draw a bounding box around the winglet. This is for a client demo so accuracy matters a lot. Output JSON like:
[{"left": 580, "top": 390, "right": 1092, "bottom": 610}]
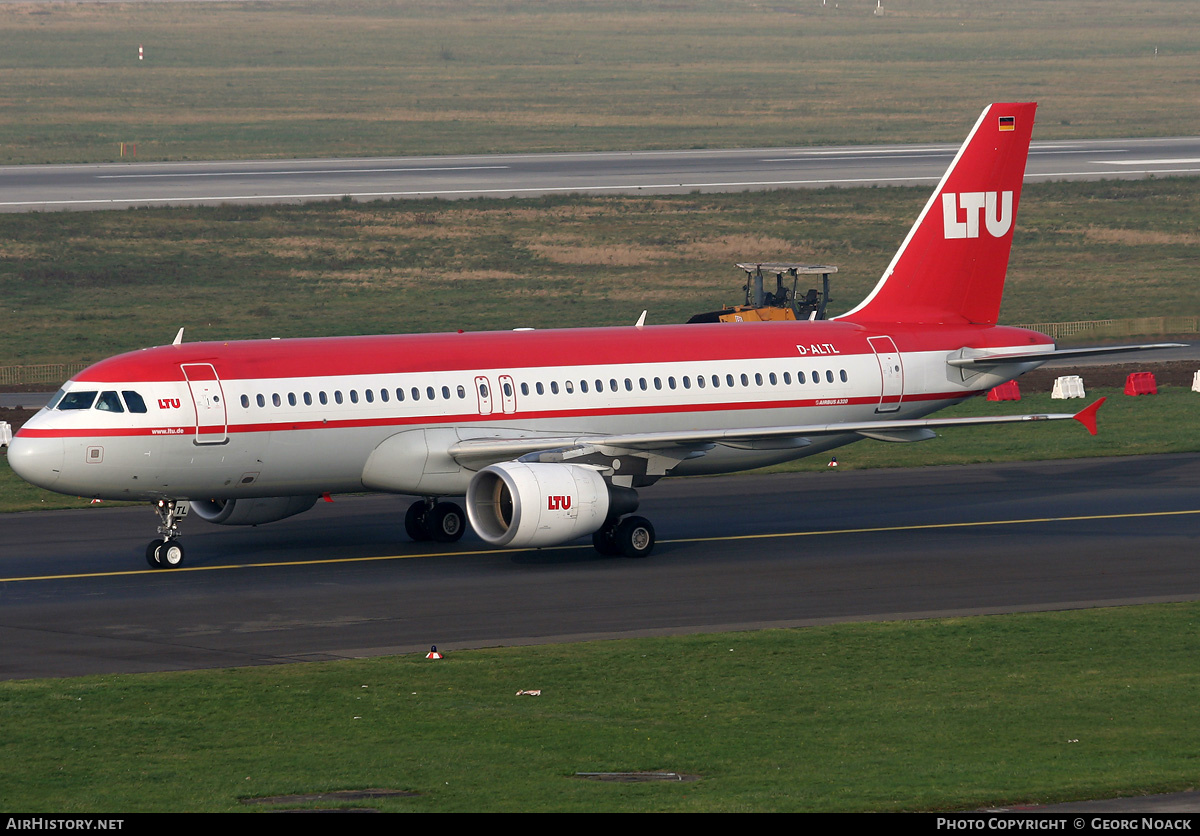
[{"left": 1073, "top": 397, "right": 1106, "bottom": 436}]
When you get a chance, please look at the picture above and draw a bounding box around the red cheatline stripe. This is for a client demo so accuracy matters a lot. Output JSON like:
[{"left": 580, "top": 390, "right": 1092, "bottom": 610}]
[{"left": 17, "top": 391, "right": 969, "bottom": 439}]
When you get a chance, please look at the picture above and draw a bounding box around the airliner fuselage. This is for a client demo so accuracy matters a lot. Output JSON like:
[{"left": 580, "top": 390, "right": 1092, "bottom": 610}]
[{"left": 12, "top": 102, "right": 1136, "bottom": 566}]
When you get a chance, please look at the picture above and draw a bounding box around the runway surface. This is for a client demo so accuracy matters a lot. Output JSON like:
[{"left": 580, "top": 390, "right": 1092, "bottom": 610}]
[
  {"left": 2, "top": 136, "right": 1199, "bottom": 212},
  {"left": 3, "top": 453, "right": 1198, "bottom": 681}
]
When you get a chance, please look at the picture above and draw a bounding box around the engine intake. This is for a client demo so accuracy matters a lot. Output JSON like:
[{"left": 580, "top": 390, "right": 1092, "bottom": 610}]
[{"left": 466, "top": 462, "right": 612, "bottom": 548}]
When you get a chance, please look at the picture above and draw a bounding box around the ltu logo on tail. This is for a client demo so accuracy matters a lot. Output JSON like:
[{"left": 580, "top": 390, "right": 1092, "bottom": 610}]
[{"left": 942, "top": 191, "right": 1013, "bottom": 239}]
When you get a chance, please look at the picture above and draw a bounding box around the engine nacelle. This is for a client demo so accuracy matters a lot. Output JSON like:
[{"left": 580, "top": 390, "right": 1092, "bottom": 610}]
[
  {"left": 466, "top": 462, "right": 611, "bottom": 548},
  {"left": 189, "top": 496, "right": 319, "bottom": 526}
]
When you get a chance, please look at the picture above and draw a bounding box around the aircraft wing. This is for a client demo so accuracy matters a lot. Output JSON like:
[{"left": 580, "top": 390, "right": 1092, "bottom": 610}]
[
  {"left": 448, "top": 399, "right": 1106, "bottom": 471},
  {"left": 947, "top": 343, "right": 1186, "bottom": 368}
]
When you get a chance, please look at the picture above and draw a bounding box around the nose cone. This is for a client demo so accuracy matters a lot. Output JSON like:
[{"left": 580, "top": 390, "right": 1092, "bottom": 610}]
[{"left": 7, "top": 434, "right": 65, "bottom": 491}]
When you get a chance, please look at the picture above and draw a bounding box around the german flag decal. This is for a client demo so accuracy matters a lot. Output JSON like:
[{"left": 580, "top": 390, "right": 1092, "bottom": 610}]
[{"left": 998, "top": 115, "right": 1016, "bottom": 132}]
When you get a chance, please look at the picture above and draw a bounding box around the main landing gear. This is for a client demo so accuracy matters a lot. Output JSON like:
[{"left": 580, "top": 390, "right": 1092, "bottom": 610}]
[
  {"left": 146, "top": 498, "right": 188, "bottom": 569},
  {"left": 405, "top": 498, "right": 467, "bottom": 544},
  {"left": 591, "top": 515, "right": 656, "bottom": 559}
]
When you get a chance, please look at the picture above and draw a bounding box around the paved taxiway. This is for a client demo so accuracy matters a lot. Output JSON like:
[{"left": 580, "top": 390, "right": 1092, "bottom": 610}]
[
  {"left": 2, "top": 453, "right": 1198, "bottom": 681},
  {"left": 2, "top": 136, "right": 1199, "bottom": 212}
]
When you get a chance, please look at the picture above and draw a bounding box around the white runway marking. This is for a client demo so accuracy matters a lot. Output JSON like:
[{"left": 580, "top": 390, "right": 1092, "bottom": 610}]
[
  {"left": 1091, "top": 158, "right": 1200, "bottom": 165},
  {"left": 0, "top": 174, "right": 947, "bottom": 208},
  {"left": 97, "top": 165, "right": 510, "bottom": 180}
]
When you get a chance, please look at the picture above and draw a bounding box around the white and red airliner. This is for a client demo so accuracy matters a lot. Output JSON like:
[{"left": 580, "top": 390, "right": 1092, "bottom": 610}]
[{"left": 9, "top": 103, "right": 1174, "bottom": 568}]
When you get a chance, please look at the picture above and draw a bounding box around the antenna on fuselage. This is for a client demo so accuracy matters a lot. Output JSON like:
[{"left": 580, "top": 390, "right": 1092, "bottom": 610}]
[{"left": 172, "top": 327, "right": 184, "bottom": 346}]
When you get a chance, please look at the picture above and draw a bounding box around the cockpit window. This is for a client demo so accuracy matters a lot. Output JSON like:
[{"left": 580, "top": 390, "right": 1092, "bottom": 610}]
[
  {"left": 96, "top": 391, "right": 125, "bottom": 413},
  {"left": 45, "top": 388, "right": 67, "bottom": 411},
  {"left": 122, "top": 391, "right": 148, "bottom": 413},
  {"left": 58, "top": 391, "right": 97, "bottom": 410}
]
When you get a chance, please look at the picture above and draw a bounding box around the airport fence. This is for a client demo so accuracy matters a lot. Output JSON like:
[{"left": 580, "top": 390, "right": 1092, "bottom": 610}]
[
  {"left": 0, "top": 363, "right": 90, "bottom": 387},
  {"left": 1013, "top": 316, "right": 1199, "bottom": 342}
]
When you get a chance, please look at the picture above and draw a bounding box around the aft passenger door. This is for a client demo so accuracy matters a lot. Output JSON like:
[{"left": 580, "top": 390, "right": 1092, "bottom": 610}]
[
  {"left": 181, "top": 363, "right": 228, "bottom": 444},
  {"left": 868, "top": 336, "right": 904, "bottom": 414}
]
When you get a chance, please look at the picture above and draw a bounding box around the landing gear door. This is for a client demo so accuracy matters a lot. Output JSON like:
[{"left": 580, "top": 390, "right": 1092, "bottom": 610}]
[
  {"left": 181, "top": 363, "right": 229, "bottom": 445},
  {"left": 868, "top": 336, "right": 904, "bottom": 414}
]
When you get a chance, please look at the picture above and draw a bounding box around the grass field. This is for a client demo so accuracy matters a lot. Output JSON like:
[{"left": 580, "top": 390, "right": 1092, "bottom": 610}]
[
  {"left": 3, "top": 602, "right": 1200, "bottom": 811},
  {"left": 0, "top": 0, "right": 1197, "bottom": 164},
  {"left": 2, "top": 177, "right": 1198, "bottom": 366}
]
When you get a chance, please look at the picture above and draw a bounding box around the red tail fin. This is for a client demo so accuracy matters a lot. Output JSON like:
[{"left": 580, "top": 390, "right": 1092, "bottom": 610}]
[{"left": 838, "top": 102, "right": 1037, "bottom": 326}]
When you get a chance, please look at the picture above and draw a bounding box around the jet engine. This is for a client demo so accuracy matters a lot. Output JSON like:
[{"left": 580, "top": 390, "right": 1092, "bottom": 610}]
[
  {"left": 466, "top": 462, "right": 615, "bottom": 548},
  {"left": 189, "top": 496, "right": 319, "bottom": 526}
]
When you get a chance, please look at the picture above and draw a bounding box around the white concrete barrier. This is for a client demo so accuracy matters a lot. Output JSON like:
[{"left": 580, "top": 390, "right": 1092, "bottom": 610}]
[{"left": 1051, "top": 375, "right": 1086, "bottom": 399}]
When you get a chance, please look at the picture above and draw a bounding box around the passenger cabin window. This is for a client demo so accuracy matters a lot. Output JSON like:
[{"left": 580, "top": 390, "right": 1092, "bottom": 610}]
[{"left": 59, "top": 391, "right": 97, "bottom": 410}]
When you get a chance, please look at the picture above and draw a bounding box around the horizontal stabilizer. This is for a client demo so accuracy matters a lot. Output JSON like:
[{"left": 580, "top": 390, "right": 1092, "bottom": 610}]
[
  {"left": 1073, "top": 397, "right": 1105, "bottom": 436},
  {"left": 948, "top": 343, "right": 1187, "bottom": 368}
]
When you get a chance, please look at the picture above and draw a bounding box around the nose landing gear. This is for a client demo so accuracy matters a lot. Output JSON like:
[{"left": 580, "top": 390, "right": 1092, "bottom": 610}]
[{"left": 146, "top": 499, "right": 189, "bottom": 569}]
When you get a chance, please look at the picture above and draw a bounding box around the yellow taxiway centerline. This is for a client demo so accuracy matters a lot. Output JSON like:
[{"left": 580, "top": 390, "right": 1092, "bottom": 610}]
[{"left": 4, "top": 507, "right": 1198, "bottom": 583}]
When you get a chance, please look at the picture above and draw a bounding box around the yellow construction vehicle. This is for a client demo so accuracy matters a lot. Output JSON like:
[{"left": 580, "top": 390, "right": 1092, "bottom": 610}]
[{"left": 687, "top": 263, "right": 837, "bottom": 324}]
